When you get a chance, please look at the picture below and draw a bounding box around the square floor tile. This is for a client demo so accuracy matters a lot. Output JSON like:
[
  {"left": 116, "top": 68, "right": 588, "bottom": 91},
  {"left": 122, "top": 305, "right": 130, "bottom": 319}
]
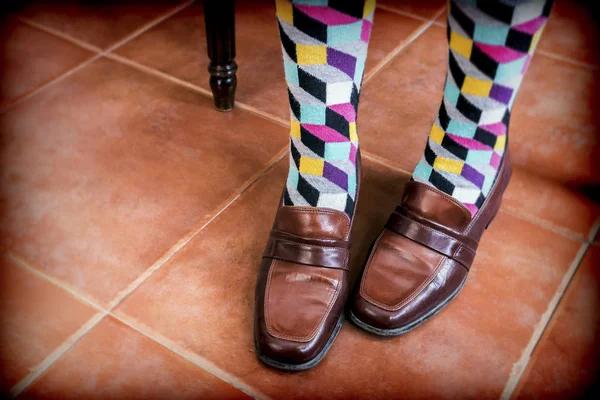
[
  {"left": 0, "top": 254, "right": 96, "bottom": 394},
  {"left": 115, "top": 155, "right": 582, "bottom": 399},
  {"left": 539, "top": 0, "right": 599, "bottom": 66},
  {"left": 513, "top": 246, "right": 600, "bottom": 399},
  {"left": 0, "top": 57, "right": 287, "bottom": 306},
  {"left": 378, "top": 0, "right": 446, "bottom": 19},
  {"left": 21, "top": 316, "right": 249, "bottom": 399},
  {"left": 15, "top": 0, "right": 185, "bottom": 50},
  {"left": 115, "top": 0, "right": 424, "bottom": 121},
  {"left": 0, "top": 20, "right": 93, "bottom": 108}
]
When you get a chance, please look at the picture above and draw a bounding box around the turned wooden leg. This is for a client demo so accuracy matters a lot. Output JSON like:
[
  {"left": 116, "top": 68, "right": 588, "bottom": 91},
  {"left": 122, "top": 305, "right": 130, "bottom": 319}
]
[{"left": 203, "top": 0, "right": 237, "bottom": 112}]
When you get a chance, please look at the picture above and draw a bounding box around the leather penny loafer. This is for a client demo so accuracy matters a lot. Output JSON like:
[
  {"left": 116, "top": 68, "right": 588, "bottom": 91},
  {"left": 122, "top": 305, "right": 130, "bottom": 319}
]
[
  {"left": 254, "top": 155, "right": 361, "bottom": 370},
  {"left": 349, "top": 152, "right": 511, "bottom": 336}
]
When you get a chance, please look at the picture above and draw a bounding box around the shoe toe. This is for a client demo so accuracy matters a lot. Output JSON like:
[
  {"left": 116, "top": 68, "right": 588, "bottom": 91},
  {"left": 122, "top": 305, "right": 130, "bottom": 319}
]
[
  {"left": 350, "top": 230, "right": 469, "bottom": 334},
  {"left": 350, "top": 293, "right": 398, "bottom": 331},
  {"left": 255, "top": 329, "right": 325, "bottom": 368}
]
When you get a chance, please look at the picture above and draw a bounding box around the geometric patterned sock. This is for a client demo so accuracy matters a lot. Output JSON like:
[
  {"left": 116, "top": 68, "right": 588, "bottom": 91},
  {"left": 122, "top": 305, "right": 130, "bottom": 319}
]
[
  {"left": 412, "top": 0, "right": 553, "bottom": 216},
  {"left": 275, "top": 0, "right": 375, "bottom": 218}
]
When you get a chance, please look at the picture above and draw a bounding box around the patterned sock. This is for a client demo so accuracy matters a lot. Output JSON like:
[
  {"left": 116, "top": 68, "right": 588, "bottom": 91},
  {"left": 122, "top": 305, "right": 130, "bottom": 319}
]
[
  {"left": 275, "top": 0, "right": 375, "bottom": 218},
  {"left": 412, "top": 0, "right": 553, "bottom": 216}
]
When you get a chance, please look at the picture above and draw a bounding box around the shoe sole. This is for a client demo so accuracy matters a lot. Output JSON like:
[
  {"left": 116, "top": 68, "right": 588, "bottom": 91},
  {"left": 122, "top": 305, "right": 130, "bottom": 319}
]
[
  {"left": 348, "top": 275, "right": 467, "bottom": 337},
  {"left": 255, "top": 314, "right": 344, "bottom": 371}
]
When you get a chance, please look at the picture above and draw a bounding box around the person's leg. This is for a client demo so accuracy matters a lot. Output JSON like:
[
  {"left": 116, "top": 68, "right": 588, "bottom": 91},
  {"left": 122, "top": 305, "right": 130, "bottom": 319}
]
[
  {"left": 349, "top": 0, "right": 554, "bottom": 337},
  {"left": 412, "top": 0, "right": 553, "bottom": 216},
  {"left": 276, "top": 0, "right": 375, "bottom": 218},
  {"left": 254, "top": 0, "right": 375, "bottom": 372}
]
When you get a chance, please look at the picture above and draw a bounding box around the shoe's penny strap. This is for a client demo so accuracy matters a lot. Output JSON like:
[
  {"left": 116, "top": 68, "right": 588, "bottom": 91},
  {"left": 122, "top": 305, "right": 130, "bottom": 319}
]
[
  {"left": 386, "top": 211, "right": 478, "bottom": 269},
  {"left": 263, "top": 230, "right": 350, "bottom": 270}
]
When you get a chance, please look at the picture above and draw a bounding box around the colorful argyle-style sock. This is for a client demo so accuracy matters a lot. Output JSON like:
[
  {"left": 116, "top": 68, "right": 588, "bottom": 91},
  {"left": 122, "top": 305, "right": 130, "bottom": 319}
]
[
  {"left": 412, "top": 0, "right": 553, "bottom": 215},
  {"left": 276, "top": 0, "right": 375, "bottom": 217}
]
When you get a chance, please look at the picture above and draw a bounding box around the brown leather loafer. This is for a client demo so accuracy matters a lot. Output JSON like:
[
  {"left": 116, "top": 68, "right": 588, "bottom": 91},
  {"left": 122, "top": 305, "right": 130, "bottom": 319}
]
[
  {"left": 254, "top": 157, "right": 361, "bottom": 370},
  {"left": 349, "top": 152, "right": 511, "bottom": 336}
]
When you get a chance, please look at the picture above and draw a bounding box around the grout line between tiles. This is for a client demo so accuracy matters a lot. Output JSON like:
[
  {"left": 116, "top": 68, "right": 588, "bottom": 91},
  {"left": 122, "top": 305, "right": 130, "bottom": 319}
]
[
  {"left": 0, "top": 0, "right": 195, "bottom": 116},
  {"left": 230, "top": 102, "right": 290, "bottom": 128},
  {"left": 537, "top": 50, "right": 598, "bottom": 70},
  {"left": 104, "top": 53, "right": 291, "bottom": 129},
  {"left": 111, "top": 312, "right": 270, "bottom": 400},
  {"left": 500, "top": 238, "right": 593, "bottom": 400},
  {"left": 0, "top": 54, "right": 102, "bottom": 115},
  {"left": 586, "top": 216, "right": 600, "bottom": 242},
  {"left": 362, "top": 151, "right": 412, "bottom": 175},
  {"left": 363, "top": 18, "right": 435, "bottom": 85},
  {"left": 104, "top": 53, "right": 212, "bottom": 91},
  {"left": 16, "top": 17, "right": 102, "bottom": 52},
  {"left": 364, "top": 5, "right": 445, "bottom": 84},
  {"left": 501, "top": 206, "right": 584, "bottom": 242},
  {"left": 104, "top": 52, "right": 213, "bottom": 94},
  {"left": 6, "top": 252, "right": 107, "bottom": 313},
  {"left": 375, "top": 4, "right": 430, "bottom": 22},
  {"left": 104, "top": 0, "right": 196, "bottom": 53},
  {"left": 10, "top": 311, "right": 108, "bottom": 398}
]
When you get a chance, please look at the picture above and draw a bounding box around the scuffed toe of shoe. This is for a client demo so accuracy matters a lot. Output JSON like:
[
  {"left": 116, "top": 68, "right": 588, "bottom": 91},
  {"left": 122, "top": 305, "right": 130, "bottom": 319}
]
[{"left": 253, "top": 230, "right": 349, "bottom": 370}]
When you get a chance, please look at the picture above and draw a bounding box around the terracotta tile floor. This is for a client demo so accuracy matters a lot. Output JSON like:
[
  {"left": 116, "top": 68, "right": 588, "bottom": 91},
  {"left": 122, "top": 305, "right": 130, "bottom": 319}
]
[{"left": 1, "top": 0, "right": 599, "bottom": 398}]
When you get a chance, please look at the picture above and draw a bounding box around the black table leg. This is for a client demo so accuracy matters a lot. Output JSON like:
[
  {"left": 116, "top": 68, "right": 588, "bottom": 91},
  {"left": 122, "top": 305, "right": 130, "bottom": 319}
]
[{"left": 203, "top": 0, "right": 237, "bottom": 112}]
